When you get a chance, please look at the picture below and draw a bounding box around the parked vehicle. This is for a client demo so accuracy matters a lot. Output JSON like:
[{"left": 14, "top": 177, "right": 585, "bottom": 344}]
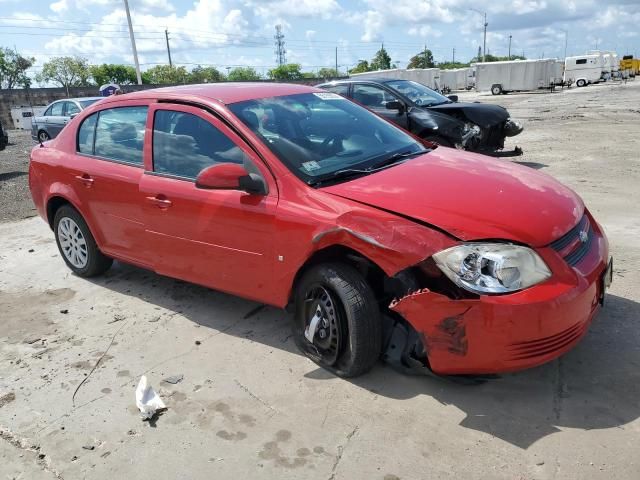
[
  {"left": 0, "top": 120, "right": 7, "bottom": 150},
  {"left": 586, "top": 50, "right": 608, "bottom": 81},
  {"left": 351, "top": 68, "right": 442, "bottom": 90},
  {"left": 31, "top": 97, "right": 102, "bottom": 142},
  {"left": 475, "top": 59, "right": 562, "bottom": 94},
  {"left": 318, "top": 78, "right": 523, "bottom": 154},
  {"left": 29, "top": 83, "right": 612, "bottom": 378},
  {"left": 564, "top": 55, "right": 602, "bottom": 87},
  {"left": 439, "top": 68, "right": 474, "bottom": 91}
]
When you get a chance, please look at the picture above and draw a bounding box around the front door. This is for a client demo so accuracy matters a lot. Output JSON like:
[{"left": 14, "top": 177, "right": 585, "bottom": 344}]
[
  {"left": 139, "top": 104, "right": 278, "bottom": 303},
  {"left": 351, "top": 83, "right": 409, "bottom": 129}
]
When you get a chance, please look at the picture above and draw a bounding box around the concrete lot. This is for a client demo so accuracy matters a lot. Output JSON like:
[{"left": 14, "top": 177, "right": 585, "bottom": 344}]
[{"left": 1, "top": 81, "right": 639, "bottom": 479}]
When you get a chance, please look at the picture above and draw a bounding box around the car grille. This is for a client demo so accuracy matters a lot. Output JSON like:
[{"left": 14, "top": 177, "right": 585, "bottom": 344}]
[
  {"left": 549, "top": 215, "right": 593, "bottom": 266},
  {"left": 507, "top": 321, "right": 587, "bottom": 360}
]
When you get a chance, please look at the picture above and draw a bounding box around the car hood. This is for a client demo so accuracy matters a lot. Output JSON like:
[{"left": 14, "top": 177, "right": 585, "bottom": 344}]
[
  {"left": 427, "top": 102, "right": 509, "bottom": 128},
  {"left": 322, "top": 149, "right": 583, "bottom": 247}
]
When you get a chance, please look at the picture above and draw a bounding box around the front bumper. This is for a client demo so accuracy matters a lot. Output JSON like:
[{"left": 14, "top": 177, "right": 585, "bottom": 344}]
[
  {"left": 504, "top": 118, "right": 523, "bottom": 137},
  {"left": 390, "top": 212, "right": 610, "bottom": 375}
]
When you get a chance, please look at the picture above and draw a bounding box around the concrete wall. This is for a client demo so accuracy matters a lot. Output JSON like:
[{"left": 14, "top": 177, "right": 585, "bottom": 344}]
[
  {"left": 0, "top": 78, "right": 346, "bottom": 129},
  {"left": 0, "top": 84, "right": 157, "bottom": 129}
]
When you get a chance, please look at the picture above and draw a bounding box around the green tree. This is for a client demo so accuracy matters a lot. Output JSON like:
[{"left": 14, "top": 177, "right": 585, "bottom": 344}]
[
  {"left": 0, "top": 48, "right": 35, "bottom": 89},
  {"left": 267, "top": 63, "right": 303, "bottom": 81},
  {"left": 472, "top": 54, "right": 526, "bottom": 63},
  {"left": 437, "top": 61, "right": 471, "bottom": 70},
  {"left": 37, "top": 56, "right": 91, "bottom": 95},
  {"left": 89, "top": 64, "right": 137, "bottom": 86},
  {"left": 143, "top": 65, "right": 189, "bottom": 84},
  {"left": 408, "top": 48, "right": 435, "bottom": 69},
  {"left": 189, "top": 65, "right": 225, "bottom": 83},
  {"left": 349, "top": 60, "right": 370, "bottom": 74},
  {"left": 370, "top": 46, "right": 392, "bottom": 71},
  {"left": 317, "top": 67, "right": 340, "bottom": 78},
  {"left": 227, "top": 66, "right": 261, "bottom": 81}
]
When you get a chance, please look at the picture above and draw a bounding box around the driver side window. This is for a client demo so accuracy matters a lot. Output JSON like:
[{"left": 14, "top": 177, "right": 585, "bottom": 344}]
[{"left": 352, "top": 85, "right": 399, "bottom": 110}]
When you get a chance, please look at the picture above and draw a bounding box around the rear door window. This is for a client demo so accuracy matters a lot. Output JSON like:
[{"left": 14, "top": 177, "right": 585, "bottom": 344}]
[
  {"left": 65, "top": 102, "right": 81, "bottom": 116},
  {"left": 48, "top": 102, "right": 64, "bottom": 116},
  {"left": 94, "top": 106, "right": 147, "bottom": 165},
  {"left": 152, "top": 110, "right": 248, "bottom": 179}
]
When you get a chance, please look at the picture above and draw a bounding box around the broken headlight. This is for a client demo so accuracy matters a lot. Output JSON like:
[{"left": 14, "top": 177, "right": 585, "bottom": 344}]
[{"left": 432, "top": 243, "right": 551, "bottom": 294}]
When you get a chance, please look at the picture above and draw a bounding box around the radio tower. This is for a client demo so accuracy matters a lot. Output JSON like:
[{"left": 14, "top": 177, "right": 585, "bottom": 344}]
[{"left": 274, "top": 24, "right": 286, "bottom": 66}]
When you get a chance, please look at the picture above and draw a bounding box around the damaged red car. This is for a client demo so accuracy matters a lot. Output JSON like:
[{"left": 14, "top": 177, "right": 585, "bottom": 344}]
[{"left": 29, "top": 83, "right": 612, "bottom": 378}]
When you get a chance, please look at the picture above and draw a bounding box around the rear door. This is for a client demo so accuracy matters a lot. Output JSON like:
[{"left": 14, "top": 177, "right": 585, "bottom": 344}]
[
  {"left": 45, "top": 101, "right": 66, "bottom": 137},
  {"left": 351, "top": 83, "right": 408, "bottom": 129},
  {"left": 73, "top": 103, "right": 152, "bottom": 267},
  {"left": 139, "top": 103, "right": 277, "bottom": 303}
]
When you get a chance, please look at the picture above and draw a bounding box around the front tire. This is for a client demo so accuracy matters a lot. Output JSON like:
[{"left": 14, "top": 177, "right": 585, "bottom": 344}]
[
  {"left": 576, "top": 79, "right": 587, "bottom": 87},
  {"left": 293, "top": 263, "right": 382, "bottom": 377},
  {"left": 53, "top": 205, "right": 112, "bottom": 277},
  {"left": 491, "top": 84, "right": 503, "bottom": 95}
]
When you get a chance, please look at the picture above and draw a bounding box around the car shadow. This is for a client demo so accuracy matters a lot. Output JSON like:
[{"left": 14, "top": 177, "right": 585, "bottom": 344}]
[
  {"left": 88, "top": 261, "right": 639, "bottom": 450},
  {"left": 513, "top": 160, "right": 548, "bottom": 170},
  {"left": 0, "top": 171, "right": 27, "bottom": 181}
]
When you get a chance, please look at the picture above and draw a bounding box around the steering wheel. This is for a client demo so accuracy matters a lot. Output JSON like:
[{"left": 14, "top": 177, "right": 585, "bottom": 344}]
[{"left": 320, "top": 133, "right": 345, "bottom": 156}]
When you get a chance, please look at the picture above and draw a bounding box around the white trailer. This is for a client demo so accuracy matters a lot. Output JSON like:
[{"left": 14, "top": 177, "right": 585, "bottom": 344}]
[
  {"left": 474, "top": 59, "right": 561, "bottom": 94},
  {"left": 564, "top": 55, "right": 602, "bottom": 87},
  {"left": 439, "top": 68, "right": 474, "bottom": 91},
  {"left": 10, "top": 105, "right": 47, "bottom": 130},
  {"left": 350, "top": 68, "right": 441, "bottom": 90},
  {"left": 587, "top": 50, "right": 608, "bottom": 80}
]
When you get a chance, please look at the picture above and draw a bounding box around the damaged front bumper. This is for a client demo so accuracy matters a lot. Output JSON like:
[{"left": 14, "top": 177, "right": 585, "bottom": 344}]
[{"left": 388, "top": 226, "right": 610, "bottom": 376}]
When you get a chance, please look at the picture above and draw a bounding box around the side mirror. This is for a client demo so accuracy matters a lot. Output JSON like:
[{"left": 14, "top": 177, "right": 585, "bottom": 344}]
[
  {"left": 195, "top": 163, "right": 267, "bottom": 195},
  {"left": 447, "top": 95, "right": 459, "bottom": 102},
  {"left": 385, "top": 100, "right": 404, "bottom": 112},
  {"left": 70, "top": 112, "right": 79, "bottom": 119}
]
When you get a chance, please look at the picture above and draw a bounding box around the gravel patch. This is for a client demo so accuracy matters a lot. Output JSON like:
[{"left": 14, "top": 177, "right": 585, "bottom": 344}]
[{"left": 0, "top": 129, "right": 37, "bottom": 223}]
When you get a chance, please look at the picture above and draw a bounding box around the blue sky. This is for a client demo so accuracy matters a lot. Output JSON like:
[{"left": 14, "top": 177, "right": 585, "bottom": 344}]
[{"left": 0, "top": 0, "right": 639, "bottom": 82}]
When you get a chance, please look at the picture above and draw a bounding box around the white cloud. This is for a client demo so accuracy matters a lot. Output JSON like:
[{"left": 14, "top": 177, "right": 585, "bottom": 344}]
[
  {"left": 248, "top": 0, "right": 340, "bottom": 19},
  {"left": 408, "top": 26, "right": 443, "bottom": 38},
  {"left": 50, "top": 0, "right": 68, "bottom": 13},
  {"left": 305, "top": 30, "right": 316, "bottom": 40}
]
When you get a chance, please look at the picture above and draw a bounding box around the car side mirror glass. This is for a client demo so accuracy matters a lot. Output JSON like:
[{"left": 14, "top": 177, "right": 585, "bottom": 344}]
[
  {"left": 195, "top": 163, "right": 267, "bottom": 195},
  {"left": 447, "top": 95, "right": 459, "bottom": 102},
  {"left": 385, "top": 100, "right": 404, "bottom": 111}
]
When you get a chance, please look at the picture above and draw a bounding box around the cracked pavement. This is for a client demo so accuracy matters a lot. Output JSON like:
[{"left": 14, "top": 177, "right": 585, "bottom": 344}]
[{"left": 1, "top": 81, "right": 640, "bottom": 479}]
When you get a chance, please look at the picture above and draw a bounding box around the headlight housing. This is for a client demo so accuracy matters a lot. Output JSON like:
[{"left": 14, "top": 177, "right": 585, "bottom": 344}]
[{"left": 432, "top": 243, "right": 551, "bottom": 294}]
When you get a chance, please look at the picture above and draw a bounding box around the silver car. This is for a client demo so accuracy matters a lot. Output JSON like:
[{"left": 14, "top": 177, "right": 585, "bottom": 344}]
[{"left": 31, "top": 97, "right": 102, "bottom": 142}]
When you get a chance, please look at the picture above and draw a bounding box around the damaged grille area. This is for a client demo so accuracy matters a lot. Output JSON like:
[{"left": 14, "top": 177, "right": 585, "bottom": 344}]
[
  {"left": 507, "top": 321, "right": 587, "bottom": 360},
  {"left": 549, "top": 214, "right": 593, "bottom": 266}
]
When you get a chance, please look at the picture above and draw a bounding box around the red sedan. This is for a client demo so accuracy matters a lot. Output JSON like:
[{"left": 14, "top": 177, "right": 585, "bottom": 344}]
[{"left": 29, "top": 83, "right": 612, "bottom": 377}]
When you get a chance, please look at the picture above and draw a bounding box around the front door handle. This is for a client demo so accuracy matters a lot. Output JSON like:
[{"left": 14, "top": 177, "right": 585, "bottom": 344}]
[
  {"left": 146, "top": 195, "right": 172, "bottom": 209},
  {"left": 75, "top": 174, "right": 94, "bottom": 188}
]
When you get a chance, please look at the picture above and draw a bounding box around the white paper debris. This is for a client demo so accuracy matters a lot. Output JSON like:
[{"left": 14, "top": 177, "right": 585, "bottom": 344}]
[{"left": 135, "top": 376, "right": 166, "bottom": 419}]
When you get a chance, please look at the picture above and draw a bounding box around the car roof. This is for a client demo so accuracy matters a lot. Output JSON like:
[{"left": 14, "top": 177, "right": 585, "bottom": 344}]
[
  {"left": 321, "top": 78, "right": 401, "bottom": 85},
  {"left": 52, "top": 97, "right": 103, "bottom": 103},
  {"left": 106, "top": 83, "right": 324, "bottom": 105}
]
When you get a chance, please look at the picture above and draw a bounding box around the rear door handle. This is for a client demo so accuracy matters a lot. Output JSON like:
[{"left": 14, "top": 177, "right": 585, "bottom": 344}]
[
  {"left": 75, "top": 174, "right": 94, "bottom": 187},
  {"left": 146, "top": 195, "right": 172, "bottom": 209}
]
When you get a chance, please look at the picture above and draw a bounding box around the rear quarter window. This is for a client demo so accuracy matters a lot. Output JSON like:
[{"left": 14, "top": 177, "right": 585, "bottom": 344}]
[
  {"left": 93, "top": 106, "right": 148, "bottom": 165},
  {"left": 321, "top": 84, "right": 350, "bottom": 96},
  {"left": 77, "top": 113, "right": 98, "bottom": 154}
]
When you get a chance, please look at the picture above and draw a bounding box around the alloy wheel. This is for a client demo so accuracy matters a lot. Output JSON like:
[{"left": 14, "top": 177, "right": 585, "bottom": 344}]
[{"left": 57, "top": 217, "right": 88, "bottom": 269}]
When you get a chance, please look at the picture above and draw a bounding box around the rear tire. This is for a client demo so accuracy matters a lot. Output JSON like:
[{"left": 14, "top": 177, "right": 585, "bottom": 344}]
[
  {"left": 53, "top": 205, "right": 112, "bottom": 277},
  {"left": 38, "top": 130, "right": 50, "bottom": 142},
  {"left": 293, "top": 263, "right": 382, "bottom": 377},
  {"left": 576, "top": 79, "right": 587, "bottom": 87},
  {"left": 491, "top": 84, "right": 503, "bottom": 95}
]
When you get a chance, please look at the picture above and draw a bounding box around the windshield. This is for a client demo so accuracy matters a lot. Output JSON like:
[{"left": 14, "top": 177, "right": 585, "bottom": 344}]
[
  {"left": 228, "top": 92, "right": 426, "bottom": 185},
  {"left": 79, "top": 99, "right": 100, "bottom": 108},
  {"left": 385, "top": 80, "right": 450, "bottom": 107}
]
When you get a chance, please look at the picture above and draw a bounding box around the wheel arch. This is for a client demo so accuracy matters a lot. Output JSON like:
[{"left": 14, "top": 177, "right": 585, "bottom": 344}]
[{"left": 45, "top": 192, "right": 105, "bottom": 249}]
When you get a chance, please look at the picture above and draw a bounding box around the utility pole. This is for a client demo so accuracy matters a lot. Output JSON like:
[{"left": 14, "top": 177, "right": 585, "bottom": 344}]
[
  {"left": 483, "top": 12, "right": 487, "bottom": 62},
  {"left": 123, "top": 0, "right": 142, "bottom": 85},
  {"left": 508, "top": 35, "right": 512, "bottom": 60},
  {"left": 424, "top": 44, "right": 428, "bottom": 67},
  {"left": 165, "top": 29, "right": 173, "bottom": 67},
  {"left": 563, "top": 30, "right": 568, "bottom": 59},
  {"left": 274, "top": 25, "right": 286, "bottom": 66},
  {"left": 452, "top": 47, "right": 455, "bottom": 63}
]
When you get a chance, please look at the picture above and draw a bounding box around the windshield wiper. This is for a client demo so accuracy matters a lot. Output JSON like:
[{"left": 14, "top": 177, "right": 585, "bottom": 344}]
[{"left": 308, "top": 149, "right": 429, "bottom": 187}]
